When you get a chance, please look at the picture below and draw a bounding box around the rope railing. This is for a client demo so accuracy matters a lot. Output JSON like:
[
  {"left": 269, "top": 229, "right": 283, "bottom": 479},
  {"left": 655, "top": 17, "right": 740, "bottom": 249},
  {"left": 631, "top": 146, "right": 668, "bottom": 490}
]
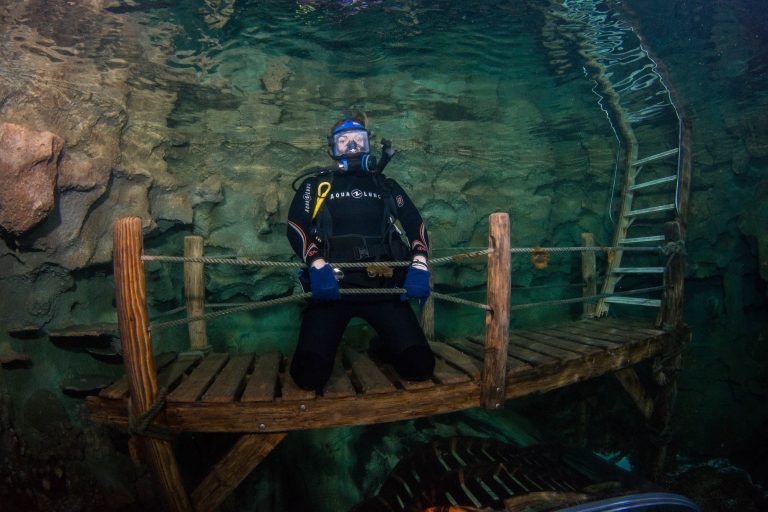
[
  {"left": 139, "top": 241, "right": 684, "bottom": 268},
  {"left": 150, "top": 288, "right": 493, "bottom": 331},
  {"left": 144, "top": 239, "right": 683, "bottom": 330},
  {"left": 141, "top": 248, "right": 492, "bottom": 268},
  {"left": 149, "top": 283, "right": 665, "bottom": 331}
]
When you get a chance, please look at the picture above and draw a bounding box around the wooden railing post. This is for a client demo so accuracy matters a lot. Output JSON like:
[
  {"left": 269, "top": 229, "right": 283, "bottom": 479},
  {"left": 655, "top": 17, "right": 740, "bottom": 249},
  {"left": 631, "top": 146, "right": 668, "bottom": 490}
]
[
  {"left": 184, "top": 236, "right": 209, "bottom": 351},
  {"left": 658, "top": 221, "right": 684, "bottom": 329},
  {"left": 481, "top": 213, "right": 511, "bottom": 409},
  {"left": 113, "top": 217, "right": 192, "bottom": 512},
  {"left": 420, "top": 230, "right": 435, "bottom": 341},
  {"left": 581, "top": 233, "right": 597, "bottom": 318}
]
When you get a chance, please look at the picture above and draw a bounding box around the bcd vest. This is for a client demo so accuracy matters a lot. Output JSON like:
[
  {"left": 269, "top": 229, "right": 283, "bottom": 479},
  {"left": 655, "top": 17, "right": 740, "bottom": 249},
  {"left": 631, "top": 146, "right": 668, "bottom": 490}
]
[{"left": 307, "top": 172, "right": 410, "bottom": 289}]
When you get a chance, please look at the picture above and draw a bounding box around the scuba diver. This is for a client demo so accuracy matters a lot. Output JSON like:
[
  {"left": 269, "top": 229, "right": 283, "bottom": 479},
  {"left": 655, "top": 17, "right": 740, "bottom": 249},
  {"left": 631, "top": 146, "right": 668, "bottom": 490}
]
[{"left": 286, "top": 113, "right": 435, "bottom": 391}]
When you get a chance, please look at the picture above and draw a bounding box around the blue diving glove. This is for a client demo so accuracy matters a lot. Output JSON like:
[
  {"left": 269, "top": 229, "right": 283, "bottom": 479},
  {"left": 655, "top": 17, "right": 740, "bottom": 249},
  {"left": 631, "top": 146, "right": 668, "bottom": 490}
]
[
  {"left": 401, "top": 264, "right": 430, "bottom": 301},
  {"left": 309, "top": 264, "right": 341, "bottom": 301}
]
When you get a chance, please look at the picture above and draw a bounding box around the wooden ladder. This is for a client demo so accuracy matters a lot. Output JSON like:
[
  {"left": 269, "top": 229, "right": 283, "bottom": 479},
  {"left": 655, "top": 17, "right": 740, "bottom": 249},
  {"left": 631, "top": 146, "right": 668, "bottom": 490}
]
[{"left": 551, "top": 0, "right": 692, "bottom": 318}]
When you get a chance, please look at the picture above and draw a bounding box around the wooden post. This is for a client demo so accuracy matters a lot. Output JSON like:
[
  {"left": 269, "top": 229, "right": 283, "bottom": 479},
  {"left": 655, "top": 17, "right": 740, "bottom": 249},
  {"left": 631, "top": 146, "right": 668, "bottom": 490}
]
[
  {"left": 113, "top": 217, "right": 192, "bottom": 512},
  {"left": 420, "top": 230, "right": 435, "bottom": 341},
  {"left": 184, "top": 236, "right": 209, "bottom": 351},
  {"left": 580, "top": 233, "right": 597, "bottom": 318},
  {"left": 658, "top": 221, "right": 684, "bottom": 329},
  {"left": 481, "top": 213, "right": 511, "bottom": 409}
]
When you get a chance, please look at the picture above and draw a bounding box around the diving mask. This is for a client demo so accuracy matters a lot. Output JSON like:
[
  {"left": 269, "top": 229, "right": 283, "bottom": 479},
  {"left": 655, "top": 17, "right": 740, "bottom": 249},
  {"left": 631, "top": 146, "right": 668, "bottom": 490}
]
[{"left": 331, "top": 128, "right": 370, "bottom": 158}]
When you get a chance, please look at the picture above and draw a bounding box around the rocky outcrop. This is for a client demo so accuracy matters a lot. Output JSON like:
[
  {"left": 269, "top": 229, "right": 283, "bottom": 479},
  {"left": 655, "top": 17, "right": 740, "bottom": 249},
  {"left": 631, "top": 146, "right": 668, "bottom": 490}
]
[{"left": 0, "top": 123, "right": 64, "bottom": 236}]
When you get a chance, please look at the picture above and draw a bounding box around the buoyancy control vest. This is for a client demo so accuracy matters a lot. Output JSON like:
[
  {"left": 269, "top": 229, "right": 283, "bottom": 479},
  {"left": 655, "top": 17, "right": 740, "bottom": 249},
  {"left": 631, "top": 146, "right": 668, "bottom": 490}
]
[{"left": 308, "top": 171, "right": 411, "bottom": 289}]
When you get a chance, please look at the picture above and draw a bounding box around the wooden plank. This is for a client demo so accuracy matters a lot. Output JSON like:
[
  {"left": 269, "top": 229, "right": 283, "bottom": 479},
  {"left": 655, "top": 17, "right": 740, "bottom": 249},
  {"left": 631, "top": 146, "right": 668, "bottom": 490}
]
[
  {"left": 430, "top": 341, "right": 481, "bottom": 379},
  {"left": 381, "top": 364, "right": 435, "bottom": 391},
  {"left": 504, "top": 340, "right": 559, "bottom": 366},
  {"left": 201, "top": 353, "right": 254, "bottom": 403},
  {"left": 167, "top": 353, "right": 229, "bottom": 403},
  {"left": 509, "top": 333, "right": 582, "bottom": 361},
  {"left": 432, "top": 358, "right": 471, "bottom": 385},
  {"left": 192, "top": 433, "right": 286, "bottom": 512},
  {"left": 157, "top": 354, "right": 202, "bottom": 390},
  {"left": 241, "top": 352, "right": 281, "bottom": 402},
  {"left": 465, "top": 336, "right": 532, "bottom": 371},
  {"left": 444, "top": 337, "right": 484, "bottom": 360},
  {"left": 514, "top": 330, "right": 604, "bottom": 356},
  {"left": 540, "top": 326, "right": 621, "bottom": 350},
  {"left": 100, "top": 352, "right": 177, "bottom": 399},
  {"left": 565, "top": 322, "right": 641, "bottom": 343},
  {"left": 280, "top": 355, "right": 317, "bottom": 401},
  {"left": 323, "top": 354, "right": 357, "bottom": 398},
  {"left": 344, "top": 348, "right": 397, "bottom": 395}
]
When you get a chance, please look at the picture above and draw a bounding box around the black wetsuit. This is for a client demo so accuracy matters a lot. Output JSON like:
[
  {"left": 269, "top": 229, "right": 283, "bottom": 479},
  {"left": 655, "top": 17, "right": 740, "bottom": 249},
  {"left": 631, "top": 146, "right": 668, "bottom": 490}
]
[{"left": 286, "top": 170, "right": 435, "bottom": 390}]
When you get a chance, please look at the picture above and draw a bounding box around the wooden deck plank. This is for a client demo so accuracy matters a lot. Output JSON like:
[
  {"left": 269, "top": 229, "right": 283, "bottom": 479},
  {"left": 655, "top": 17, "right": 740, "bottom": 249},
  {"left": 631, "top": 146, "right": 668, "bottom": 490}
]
[
  {"left": 504, "top": 334, "right": 563, "bottom": 366},
  {"left": 280, "top": 355, "right": 317, "bottom": 401},
  {"left": 465, "top": 336, "right": 533, "bottom": 370},
  {"left": 100, "top": 352, "right": 178, "bottom": 399},
  {"left": 432, "top": 358, "right": 471, "bottom": 385},
  {"left": 201, "top": 353, "right": 254, "bottom": 403},
  {"left": 167, "top": 353, "right": 229, "bottom": 403},
  {"left": 566, "top": 323, "right": 642, "bottom": 343},
  {"left": 157, "top": 353, "right": 203, "bottom": 390},
  {"left": 323, "top": 355, "right": 357, "bottom": 398},
  {"left": 541, "top": 326, "right": 621, "bottom": 349},
  {"left": 344, "top": 348, "right": 397, "bottom": 395},
  {"left": 514, "top": 330, "right": 605, "bottom": 356},
  {"left": 381, "top": 364, "right": 435, "bottom": 391},
  {"left": 509, "top": 333, "right": 582, "bottom": 361},
  {"left": 430, "top": 341, "right": 482, "bottom": 379},
  {"left": 241, "top": 352, "right": 281, "bottom": 402}
]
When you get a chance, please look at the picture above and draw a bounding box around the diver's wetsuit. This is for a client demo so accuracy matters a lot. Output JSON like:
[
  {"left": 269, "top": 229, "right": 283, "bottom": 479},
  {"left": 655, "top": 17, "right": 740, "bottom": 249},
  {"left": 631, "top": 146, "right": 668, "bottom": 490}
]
[{"left": 286, "top": 170, "right": 435, "bottom": 391}]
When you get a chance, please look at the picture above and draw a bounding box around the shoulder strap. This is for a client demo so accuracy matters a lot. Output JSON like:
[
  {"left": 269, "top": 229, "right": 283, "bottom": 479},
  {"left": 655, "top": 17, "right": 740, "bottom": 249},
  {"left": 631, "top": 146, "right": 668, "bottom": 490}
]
[{"left": 372, "top": 174, "right": 399, "bottom": 221}]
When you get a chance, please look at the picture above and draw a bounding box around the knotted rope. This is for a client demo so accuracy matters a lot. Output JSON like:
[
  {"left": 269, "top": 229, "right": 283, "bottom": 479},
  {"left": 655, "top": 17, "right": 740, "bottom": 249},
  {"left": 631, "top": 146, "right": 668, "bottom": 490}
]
[{"left": 127, "top": 387, "right": 174, "bottom": 440}]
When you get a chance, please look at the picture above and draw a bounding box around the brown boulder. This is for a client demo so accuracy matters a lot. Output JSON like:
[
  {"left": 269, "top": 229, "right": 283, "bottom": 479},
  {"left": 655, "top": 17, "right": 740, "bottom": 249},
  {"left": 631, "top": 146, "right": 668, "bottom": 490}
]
[{"left": 0, "top": 123, "right": 64, "bottom": 235}]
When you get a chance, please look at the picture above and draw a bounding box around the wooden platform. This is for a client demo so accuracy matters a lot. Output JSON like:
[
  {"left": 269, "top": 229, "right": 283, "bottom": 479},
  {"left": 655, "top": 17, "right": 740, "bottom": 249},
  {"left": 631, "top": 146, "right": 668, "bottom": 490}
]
[{"left": 86, "top": 317, "right": 680, "bottom": 434}]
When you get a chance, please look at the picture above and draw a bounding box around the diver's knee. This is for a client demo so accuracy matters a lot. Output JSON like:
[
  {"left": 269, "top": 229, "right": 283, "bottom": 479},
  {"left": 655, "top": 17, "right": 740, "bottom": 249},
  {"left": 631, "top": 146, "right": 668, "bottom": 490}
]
[
  {"left": 393, "top": 344, "right": 435, "bottom": 381},
  {"left": 290, "top": 351, "right": 333, "bottom": 391}
]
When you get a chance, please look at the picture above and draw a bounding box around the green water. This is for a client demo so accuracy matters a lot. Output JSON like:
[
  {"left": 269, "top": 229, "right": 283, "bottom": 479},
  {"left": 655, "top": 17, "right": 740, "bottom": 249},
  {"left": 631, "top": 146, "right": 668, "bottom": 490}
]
[{"left": 1, "top": 0, "right": 767, "bottom": 510}]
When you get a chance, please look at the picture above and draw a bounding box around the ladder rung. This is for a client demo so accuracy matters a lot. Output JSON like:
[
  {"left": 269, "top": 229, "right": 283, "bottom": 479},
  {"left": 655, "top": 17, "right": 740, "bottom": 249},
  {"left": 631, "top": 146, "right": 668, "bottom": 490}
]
[
  {"left": 630, "top": 175, "right": 677, "bottom": 191},
  {"left": 633, "top": 148, "right": 679, "bottom": 166},
  {"left": 626, "top": 204, "right": 675, "bottom": 217},
  {"left": 612, "top": 267, "right": 665, "bottom": 274},
  {"left": 604, "top": 297, "right": 661, "bottom": 307},
  {"left": 622, "top": 235, "right": 665, "bottom": 244}
]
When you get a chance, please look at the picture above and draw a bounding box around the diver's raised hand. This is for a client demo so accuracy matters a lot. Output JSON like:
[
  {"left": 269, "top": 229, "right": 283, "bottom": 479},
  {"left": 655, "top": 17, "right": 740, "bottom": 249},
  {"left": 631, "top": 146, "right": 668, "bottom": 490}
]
[{"left": 381, "top": 138, "right": 395, "bottom": 157}]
